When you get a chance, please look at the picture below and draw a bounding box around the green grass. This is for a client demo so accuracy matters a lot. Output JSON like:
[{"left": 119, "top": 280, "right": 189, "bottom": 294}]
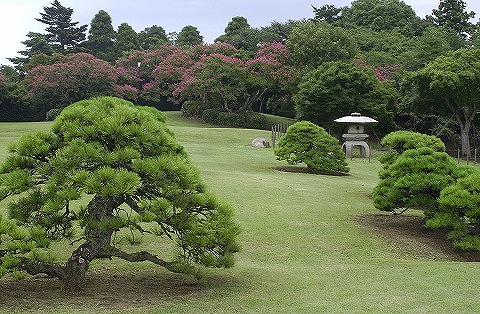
[{"left": 1, "top": 114, "right": 480, "bottom": 313}]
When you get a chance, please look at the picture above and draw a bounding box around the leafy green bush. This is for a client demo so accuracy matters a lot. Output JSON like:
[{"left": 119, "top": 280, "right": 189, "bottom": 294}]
[
  {"left": 274, "top": 121, "right": 349, "bottom": 174},
  {"left": 202, "top": 108, "right": 221, "bottom": 124},
  {"left": 181, "top": 100, "right": 207, "bottom": 118},
  {"left": 379, "top": 130, "right": 445, "bottom": 166}
]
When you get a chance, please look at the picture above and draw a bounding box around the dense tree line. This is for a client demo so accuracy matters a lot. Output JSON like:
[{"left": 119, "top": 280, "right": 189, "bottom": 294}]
[{"left": 1, "top": 0, "right": 480, "bottom": 153}]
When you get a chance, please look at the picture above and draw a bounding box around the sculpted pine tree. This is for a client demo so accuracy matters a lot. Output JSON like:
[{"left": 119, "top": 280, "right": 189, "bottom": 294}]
[{"left": 0, "top": 97, "right": 239, "bottom": 290}]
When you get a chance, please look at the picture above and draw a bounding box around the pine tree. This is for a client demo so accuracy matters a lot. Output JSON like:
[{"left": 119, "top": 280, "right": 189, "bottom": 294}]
[
  {"left": 36, "top": 0, "right": 87, "bottom": 53},
  {"left": 85, "top": 10, "right": 116, "bottom": 62},
  {"left": 0, "top": 96, "right": 240, "bottom": 290},
  {"left": 427, "top": 0, "right": 476, "bottom": 38},
  {"left": 115, "top": 23, "right": 140, "bottom": 56},
  {"left": 8, "top": 32, "right": 54, "bottom": 71}
]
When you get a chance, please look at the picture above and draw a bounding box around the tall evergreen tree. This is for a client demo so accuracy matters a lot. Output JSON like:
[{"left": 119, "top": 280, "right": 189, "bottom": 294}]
[
  {"left": 8, "top": 32, "right": 54, "bottom": 71},
  {"left": 36, "top": 0, "right": 87, "bottom": 53},
  {"left": 215, "top": 16, "right": 261, "bottom": 52},
  {"left": 85, "top": 10, "right": 116, "bottom": 62},
  {"left": 426, "top": 0, "right": 476, "bottom": 38},
  {"left": 115, "top": 23, "right": 140, "bottom": 56}
]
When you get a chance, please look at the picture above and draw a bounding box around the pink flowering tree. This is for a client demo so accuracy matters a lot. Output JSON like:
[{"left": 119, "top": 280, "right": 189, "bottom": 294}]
[
  {"left": 148, "top": 42, "right": 298, "bottom": 115},
  {"left": 115, "top": 45, "right": 181, "bottom": 105},
  {"left": 25, "top": 53, "right": 118, "bottom": 114},
  {"left": 174, "top": 53, "right": 249, "bottom": 112},
  {"left": 246, "top": 42, "right": 298, "bottom": 115},
  {"left": 145, "top": 43, "right": 239, "bottom": 106},
  {"left": 355, "top": 59, "right": 400, "bottom": 82}
]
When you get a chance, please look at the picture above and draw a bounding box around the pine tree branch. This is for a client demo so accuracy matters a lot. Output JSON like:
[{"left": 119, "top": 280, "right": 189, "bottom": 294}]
[
  {"left": 109, "top": 247, "right": 193, "bottom": 275},
  {"left": 16, "top": 257, "right": 66, "bottom": 280}
]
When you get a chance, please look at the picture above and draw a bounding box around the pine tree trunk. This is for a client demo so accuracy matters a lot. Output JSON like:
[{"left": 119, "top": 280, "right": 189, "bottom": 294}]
[{"left": 62, "top": 195, "right": 123, "bottom": 291}]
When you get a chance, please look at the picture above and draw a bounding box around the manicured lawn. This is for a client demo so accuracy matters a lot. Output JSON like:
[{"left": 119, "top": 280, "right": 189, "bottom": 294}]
[{"left": 0, "top": 113, "right": 479, "bottom": 313}]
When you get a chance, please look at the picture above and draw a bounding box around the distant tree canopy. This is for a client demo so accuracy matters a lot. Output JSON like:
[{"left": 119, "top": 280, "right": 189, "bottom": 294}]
[
  {"left": 176, "top": 25, "right": 204, "bottom": 47},
  {"left": 139, "top": 25, "right": 169, "bottom": 50},
  {"left": 2, "top": 0, "right": 480, "bottom": 156},
  {"left": 215, "top": 17, "right": 261, "bottom": 53},
  {"left": 116, "top": 23, "right": 141, "bottom": 56},
  {"left": 287, "top": 21, "right": 357, "bottom": 69},
  {"left": 85, "top": 10, "right": 116, "bottom": 62},
  {"left": 294, "top": 61, "right": 397, "bottom": 132},
  {"left": 338, "top": 0, "right": 425, "bottom": 37}
]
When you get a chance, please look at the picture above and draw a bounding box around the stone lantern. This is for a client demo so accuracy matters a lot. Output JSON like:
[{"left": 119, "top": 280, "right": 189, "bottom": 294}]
[{"left": 334, "top": 112, "right": 377, "bottom": 158}]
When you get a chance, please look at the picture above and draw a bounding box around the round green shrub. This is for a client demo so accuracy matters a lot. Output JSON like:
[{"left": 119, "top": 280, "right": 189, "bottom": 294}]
[{"left": 274, "top": 121, "right": 349, "bottom": 174}]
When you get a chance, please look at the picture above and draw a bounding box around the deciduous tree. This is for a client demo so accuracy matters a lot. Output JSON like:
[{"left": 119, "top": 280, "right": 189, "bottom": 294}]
[
  {"left": 339, "top": 0, "right": 424, "bottom": 37},
  {"left": 293, "top": 61, "right": 397, "bottom": 132},
  {"left": 406, "top": 48, "right": 480, "bottom": 156},
  {"left": 287, "top": 21, "right": 357, "bottom": 69}
]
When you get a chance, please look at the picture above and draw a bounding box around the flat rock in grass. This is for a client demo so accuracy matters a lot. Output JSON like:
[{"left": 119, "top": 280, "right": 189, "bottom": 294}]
[{"left": 251, "top": 137, "right": 270, "bottom": 148}]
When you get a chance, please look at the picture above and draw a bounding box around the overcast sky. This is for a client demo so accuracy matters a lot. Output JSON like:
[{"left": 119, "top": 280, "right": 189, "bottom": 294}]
[{"left": 1, "top": 0, "right": 480, "bottom": 66}]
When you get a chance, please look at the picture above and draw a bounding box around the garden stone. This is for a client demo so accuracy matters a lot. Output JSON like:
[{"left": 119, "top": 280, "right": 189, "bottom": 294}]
[{"left": 251, "top": 137, "right": 270, "bottom": 148}]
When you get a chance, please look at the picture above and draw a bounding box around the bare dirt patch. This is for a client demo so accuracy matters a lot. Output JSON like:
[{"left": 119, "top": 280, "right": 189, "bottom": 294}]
[
  {"left": 273, "top": 165, "right": 348, "bottom": 176},
  {"left": 354, "top": 213, "right": 480, "bottom": 262},
  {"left": 0, "top": 268, "right": 240, "bottom": 313}
]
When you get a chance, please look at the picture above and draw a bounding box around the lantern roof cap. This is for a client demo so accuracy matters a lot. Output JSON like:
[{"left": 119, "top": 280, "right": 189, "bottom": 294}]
[{"left": 334, "top": 112, "right": 377, "bottom": 124}]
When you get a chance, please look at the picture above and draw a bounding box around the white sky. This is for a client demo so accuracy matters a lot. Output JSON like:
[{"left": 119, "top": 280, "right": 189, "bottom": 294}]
[{"left": 1, "top": 0, "right": 480, "bottom": 66}]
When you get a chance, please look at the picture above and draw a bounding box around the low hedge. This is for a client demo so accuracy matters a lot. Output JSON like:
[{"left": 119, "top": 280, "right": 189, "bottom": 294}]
[{"left": 201, "top": 109, "right": 266, "bottom": 129}]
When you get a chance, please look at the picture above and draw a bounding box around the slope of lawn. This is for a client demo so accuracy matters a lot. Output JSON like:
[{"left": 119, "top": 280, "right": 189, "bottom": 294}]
[{"left": 0, "top": 112, "right": 479, "bottom": 313}]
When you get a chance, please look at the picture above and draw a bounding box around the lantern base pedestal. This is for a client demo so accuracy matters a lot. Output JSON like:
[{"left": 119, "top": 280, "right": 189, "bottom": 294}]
[{"left": 342, "top": 141, "right": 370, "bottom": 158}]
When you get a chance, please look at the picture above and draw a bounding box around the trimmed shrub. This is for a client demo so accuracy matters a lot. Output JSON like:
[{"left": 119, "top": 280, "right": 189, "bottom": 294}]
[
  {"left": 202, "top": 108, "right": 221, "bottom": 124},
  {"left": 427, "top": 170, "right": 480, "bottom": 250},
  {"left": 274, "top": 121, "right": 349, "bottom": 174}
]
